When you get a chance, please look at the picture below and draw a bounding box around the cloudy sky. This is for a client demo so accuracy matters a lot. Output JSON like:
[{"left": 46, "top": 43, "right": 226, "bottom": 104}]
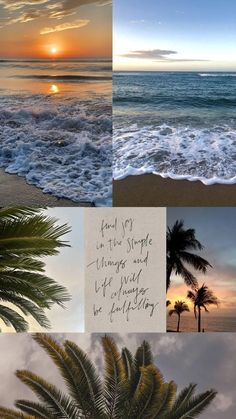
[
  {"left": 0, "top": 0, "right": 111, "bottom": 58},
  {"left": 0, "top": 332, "right": 235, "bottom": 418},
  {"left": 114, "top": 0, "right": 236, "bottom": 71},
  {"left": 1, "top": 207, "right": 85, "bottom": 333},
  {"left": 167, "top": 208, "right": 236, "bottom": 317}
]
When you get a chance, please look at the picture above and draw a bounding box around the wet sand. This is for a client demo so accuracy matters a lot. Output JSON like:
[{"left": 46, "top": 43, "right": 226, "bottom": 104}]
[
  {"left": 0, "top": 169, "right": 93, "bottom": 207},
  {"left": 113, "top": 174, "right": 236, "bottom": 206}
]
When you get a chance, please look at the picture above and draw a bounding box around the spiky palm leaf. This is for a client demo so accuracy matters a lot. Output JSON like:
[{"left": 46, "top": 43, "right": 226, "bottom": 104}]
[
  {"left": 0, "top": 207, "right": 71, "bottom": 332},
  {"left": 0, "top": 334, "right": 216, "bottom": 419},
  {"left": 167, "top": 220, "right": 212, "bottom": 291}
]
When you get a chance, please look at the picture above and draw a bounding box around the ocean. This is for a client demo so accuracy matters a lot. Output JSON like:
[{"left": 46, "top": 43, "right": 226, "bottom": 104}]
[
  {"left": 0, "top": 59, "right": 112, "bottom": 205},
  {"left": 113, "top": 71, "right": 236, "bottom": 184},
  {"left": 167, "top": 314, "right": 236, "bottom": 332}
]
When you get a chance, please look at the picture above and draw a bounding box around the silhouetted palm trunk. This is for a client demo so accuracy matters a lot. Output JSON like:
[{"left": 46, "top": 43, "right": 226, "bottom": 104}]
[
  {"left": 198, "top": 306, "right": 201, "bottom": 332},
  {"left": 177, "top": 314, "right": 180, "bottom": 332},
  {"left": 167, "top": 262, "right": 173, "bottom": 291}
]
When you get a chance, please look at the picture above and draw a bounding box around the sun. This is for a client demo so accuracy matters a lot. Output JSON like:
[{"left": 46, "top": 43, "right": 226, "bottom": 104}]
[{"left": 51, "top": 47, "right": 58, "bottom": 55}]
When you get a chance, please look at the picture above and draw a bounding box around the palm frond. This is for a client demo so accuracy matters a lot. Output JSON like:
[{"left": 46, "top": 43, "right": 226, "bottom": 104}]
[
  {"left": 102, "top": 336, "right": 127, "bottom": 418},
  {"left": 16, "top": 370, "right": 80, "bottom": 419},
  {"left": 0, "top": 305, "right": 28, "bottom": 332}
]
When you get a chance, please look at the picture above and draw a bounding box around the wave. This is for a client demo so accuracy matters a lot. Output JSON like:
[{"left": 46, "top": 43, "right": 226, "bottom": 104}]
[
  {"left": 115, "top": 95, "right": 236, "bottom": 108},
  {"left": 0, "top": 94, "right": 112, "bottom": 204},
  {"left": 10, "top": 74, "right": 111, "bottom": 81},
  {"left": 113, "top": 123, "right": 236, "bottom": 185},
  {"left": 199, "top": 73, "right": 236, "bottom": 77}
]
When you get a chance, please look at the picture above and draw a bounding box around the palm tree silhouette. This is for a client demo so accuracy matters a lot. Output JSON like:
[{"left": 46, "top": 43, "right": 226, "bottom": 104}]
[
  {"left": 0, "top": 207, "right": 71, "bottom": 332},
  {"left": 169, "top": 300, "right": 190, "bottom": 332},
  {"left": 0, "top": 334, "right": 216, "bottom": 418},
  {"left": 187, "top": 284, "right": 219, "bottom": 332},
  {"left": 167, "top": 220, "right": 212, "bottom": 291}
]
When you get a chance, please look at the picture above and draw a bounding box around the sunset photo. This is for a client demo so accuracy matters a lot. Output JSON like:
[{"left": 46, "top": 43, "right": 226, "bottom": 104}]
[
  {"left": 0, "top": 333, "right": 235, "bottom": 418},
  {"left": 113, "top": 0, "right": 236, "bottom": 207},
  {"left": 167, "top": 208, "right": 236, "bottom": 332},
  {"left": 0, "top": 0, "right": 112, "bottom": 207}
]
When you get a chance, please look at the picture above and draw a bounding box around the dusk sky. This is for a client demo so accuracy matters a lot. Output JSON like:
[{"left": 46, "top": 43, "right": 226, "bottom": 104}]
[
  {"left": 167, "top": 208, "right": 236, "bottom": 316},
  {"left": 114, "top": 0, "right": 236, "bottom": 71},
  {"left": 1, "top": 208, "right": 84, "bottom": 333},
  {"left": 0, "top": 0, "right": 112, "bottom": 58},
  {"left": 0, "top": 333, "right": 235, "bottom": 418}
]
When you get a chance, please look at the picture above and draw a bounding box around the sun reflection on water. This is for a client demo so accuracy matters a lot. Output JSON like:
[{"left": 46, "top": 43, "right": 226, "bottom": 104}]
[{"left": 49, "top": 84, "right": 59, "bottom": 94}]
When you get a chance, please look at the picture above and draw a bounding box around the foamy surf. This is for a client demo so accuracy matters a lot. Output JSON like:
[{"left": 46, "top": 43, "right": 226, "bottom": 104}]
[
  {"left": 113, "top": 124, "right": 236, "bottom": 185},
  {"left": 0, "top": 93, "right": 112, "bottom": 205}
]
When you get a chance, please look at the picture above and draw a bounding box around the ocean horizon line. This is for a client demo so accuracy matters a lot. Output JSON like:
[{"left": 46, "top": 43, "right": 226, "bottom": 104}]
[
  {"left": 0, "top": 58, "right": 112, "bottom": 63},
  {"left": 114, "top": 70, "right": 236, "bottom": 73}
]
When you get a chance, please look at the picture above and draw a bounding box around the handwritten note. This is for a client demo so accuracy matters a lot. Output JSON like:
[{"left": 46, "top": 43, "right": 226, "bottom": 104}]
[{"left": 85, "top": 208, "right": 166, "bottom": 332}]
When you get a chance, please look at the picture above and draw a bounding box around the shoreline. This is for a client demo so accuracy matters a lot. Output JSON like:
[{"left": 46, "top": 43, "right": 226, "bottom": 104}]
[
  {"left": 0, "top": 169, "right": 93, "bottom": 207},
  {"left": 113, "top": 174, "right": 236, "bottom": 206}
]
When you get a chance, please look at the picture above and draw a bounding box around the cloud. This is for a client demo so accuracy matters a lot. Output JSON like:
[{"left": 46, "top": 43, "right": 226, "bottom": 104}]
[
  {"left": 8, "top": 9, "right": 43, "bottom": 24},
  {"left": 0, "top": 0, "right": 111, "bottom": 26},
  {"left": 120, "top": 49, "right": 208, "bottom": 63},
  {"left": 213, "top": 394, "right": 233, "bottom": 412},
  {"left": 121, "top": 49, "right": 177, "bottom": 60},
  {"left": 0, "top": 0, "right": 49, "bottom": 10},
  {"left": 129, "top": 19, "right": 162, "bottom": 25},
  {"left": 40, "top": 18, "right": 89, "bottom": 34}
]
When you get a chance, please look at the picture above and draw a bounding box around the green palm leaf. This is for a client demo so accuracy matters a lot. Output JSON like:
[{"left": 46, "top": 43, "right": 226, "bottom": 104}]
[
  {"left": 102, "top": 336, "right": 128, "bottom": 419},
  {"left": 0, "top": 335, "right": 217, "bottom": 419},
  {"left": 0, "top": 305, "right": 29, "bottom": 332},
  {"left": 0, "top": 207, "right": 71, "bottom": 332},
  {"left": 16, "top": 370, "right": 80, "bottom": 419},
  {"left": 15, "top": 401, "right": 55, "bottom": 419}
]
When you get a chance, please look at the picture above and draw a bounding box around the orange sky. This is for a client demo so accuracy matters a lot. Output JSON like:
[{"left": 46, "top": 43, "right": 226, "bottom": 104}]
[
  {"left": 167, "top": 274, "right": 236, "bottom": 316},
  {"left": 0, "top": 1, "right": 112, "bottom": 59}
]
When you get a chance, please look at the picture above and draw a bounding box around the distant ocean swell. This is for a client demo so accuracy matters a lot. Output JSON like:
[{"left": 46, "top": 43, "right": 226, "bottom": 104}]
[
  {"left": 9, "top": 74, "right": 111, "bottom": 81},
  {"left": 0, "top": 94, "right": 112, "bottom": 204},
  {"left": 113, "top": 123, "right": 236, "bottom": 185}
]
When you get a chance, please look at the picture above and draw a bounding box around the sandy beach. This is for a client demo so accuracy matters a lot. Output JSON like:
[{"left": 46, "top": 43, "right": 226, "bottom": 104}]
[
  {"left": 113, "top": 174, "right": 236, "bottom": 206},
  {"left": 0, "top": 169, "right": 93, "bottom": 207}
]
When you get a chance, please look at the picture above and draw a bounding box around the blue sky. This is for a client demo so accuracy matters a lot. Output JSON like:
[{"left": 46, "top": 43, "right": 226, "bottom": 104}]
[{"left": 114, "top": 0, "right": 236, "bottom": 71}]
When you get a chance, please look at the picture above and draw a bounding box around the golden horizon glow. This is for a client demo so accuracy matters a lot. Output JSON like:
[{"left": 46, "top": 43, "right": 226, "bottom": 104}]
[
  {"left": 167, "top": 279, "right": 236, "bottom": 315},
  {"left": 0, "top": 1, "right": 112, "bottom": 60}
]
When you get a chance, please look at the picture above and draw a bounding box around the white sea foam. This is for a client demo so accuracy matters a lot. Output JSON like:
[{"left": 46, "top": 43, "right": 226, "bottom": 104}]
[
  {"left": 0, "top": 93, "right": 112, "bottom": 204},
  {"left": 113, "top": 124, "right": 236, "bottom": 185},
  {"left": 199, "top": 73, "right": 236, "bottom": 77}
]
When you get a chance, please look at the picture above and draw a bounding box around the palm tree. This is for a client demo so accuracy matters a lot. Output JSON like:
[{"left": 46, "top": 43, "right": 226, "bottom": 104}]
[
  {"left": 187, "top": 284, "right": 219, "bottom": 332},
  {"left": 167, "top": 219, "right": 212, "bottom": 291},
  {"left": 166, "top": 300, "right": 171, "bottom": 307},
  {"left": 0, "top": 334, "right": 216, "bottom": 418},
  {"left": 0, "top": 207, "right": 71, "bottom": 332},
  {"left": 169, "top": 300, "right": 190, "bottom": 332}
]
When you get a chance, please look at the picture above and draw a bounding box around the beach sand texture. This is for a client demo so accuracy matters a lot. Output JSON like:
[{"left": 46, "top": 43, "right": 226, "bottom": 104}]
[
  {"left": 113, "top": 174, "right": 236, "bottom": 207},
  {"left": 0, "top": 169, "right": 93, "bottom": 207}
]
